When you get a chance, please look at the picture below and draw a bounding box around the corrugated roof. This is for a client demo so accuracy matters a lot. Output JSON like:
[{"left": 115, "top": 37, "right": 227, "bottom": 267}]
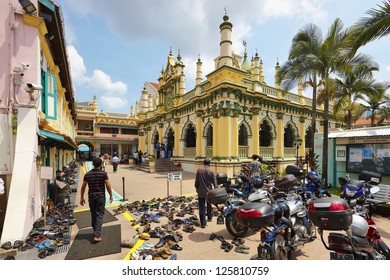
[{"left": 328, "top": 126, "right": 390, "bottom": 138}]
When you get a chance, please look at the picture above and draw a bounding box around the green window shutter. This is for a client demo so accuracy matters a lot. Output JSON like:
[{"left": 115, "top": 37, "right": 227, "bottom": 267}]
[{"left": 45, "top": 72, "right": 57, "bottom": 120}]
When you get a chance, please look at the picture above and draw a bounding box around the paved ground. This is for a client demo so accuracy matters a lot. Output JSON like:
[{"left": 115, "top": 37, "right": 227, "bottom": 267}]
[{"left": 7, "top": 162, "right": 390, "bottom": 260}]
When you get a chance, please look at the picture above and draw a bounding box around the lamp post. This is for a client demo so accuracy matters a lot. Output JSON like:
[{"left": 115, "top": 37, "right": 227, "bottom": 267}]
[{"left": 295, "top": 137, "right": 303, "bottom": 166}]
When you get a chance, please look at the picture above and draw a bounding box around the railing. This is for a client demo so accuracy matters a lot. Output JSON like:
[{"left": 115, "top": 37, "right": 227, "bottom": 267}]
[
  {"left": 284, "top": 93, "right": 300, "bottom": 103},
  {"left": 183, "top": 147, "right": 196, "bottom": 158},
  {"left": 205, "top": 146, "right": 213, "bottom": 159},
  {"left": 76, "top": 106, "right": 96, "bottom": 112},
  {"left": 238, "top": 146, "right": 249, "bottom": 159},
  {"left": 284, "top": 147, "right": 297, "bottom": 158},
  {"left": 262, "top": 86, "right": 278, "bottom": 97},
  {"left": 77, "top": 131, "right": 94, "bottom": 136},
  {"left": 183, "top": 89, "right": 196, "bottom": 102},
  {"left": 259, "top": 147, "right": 274, "bottom": 158}
]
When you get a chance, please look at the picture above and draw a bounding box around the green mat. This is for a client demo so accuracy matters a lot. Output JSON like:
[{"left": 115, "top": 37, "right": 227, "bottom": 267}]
[
  {"left": 64, "top": 224, "right": 121, "bottom": 260},
  {"left": 73, "top": 209, "right": 118, "bottom": 229}
]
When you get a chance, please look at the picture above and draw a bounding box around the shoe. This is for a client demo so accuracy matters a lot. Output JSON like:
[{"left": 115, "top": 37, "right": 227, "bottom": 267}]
[
  {"left": 201, "top": 225, "right": 206, "bottom": 228},
  {"left": 93, "top": 236, "right": 103, "bottom": 242},
  {"left": 207, "top": 218, "right": 212, "bottom": 222},
  {"left": 169, "top": 243, "right": 183, "bottom": 251},
  {"left": 1, "top": 241, "right": 12, "bottom": 250},
  {"left": 209, "top": 233, "right": 216, "bottom": 240}
]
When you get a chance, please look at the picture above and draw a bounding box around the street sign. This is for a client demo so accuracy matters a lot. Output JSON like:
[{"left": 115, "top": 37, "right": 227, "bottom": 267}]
[{"left": 167, "top": 172, "right": 182, "bottom": 182}]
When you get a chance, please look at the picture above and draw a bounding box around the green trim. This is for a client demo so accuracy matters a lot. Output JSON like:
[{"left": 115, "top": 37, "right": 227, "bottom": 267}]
[
  {"left": 39, "top": 129, "right": 64, "bottom": 141},
  {"left": 95, "top": 124, "right": 138, "bottom": 129},
  {"left": 39, "top": 0, "right": 55, "bottom": 11}
]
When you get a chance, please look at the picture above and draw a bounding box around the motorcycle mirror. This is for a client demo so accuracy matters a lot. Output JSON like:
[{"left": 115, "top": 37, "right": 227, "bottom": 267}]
[{"left": 370, "top": 186, "right": 380, "bottom": 194}]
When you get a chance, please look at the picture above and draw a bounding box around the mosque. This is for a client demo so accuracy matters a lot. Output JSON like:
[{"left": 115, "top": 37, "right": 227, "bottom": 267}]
[{"left": 136, "top": 12, "right": 337, "bottom": 176}]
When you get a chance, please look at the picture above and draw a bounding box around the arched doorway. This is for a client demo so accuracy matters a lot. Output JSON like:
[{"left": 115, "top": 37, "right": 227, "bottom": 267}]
[
  {"left": 186, "top": 124, "right": 196, "bottom": 147},
  {"left": 78, "top": 143, "right": 91, "bottom": 160}
]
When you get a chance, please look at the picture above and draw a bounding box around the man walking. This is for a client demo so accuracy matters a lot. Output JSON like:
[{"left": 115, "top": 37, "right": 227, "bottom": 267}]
[
  {"left": 80, "top": 158, "right": 113, "bottom": 242},
  {"left": 112, "top": 152, "right": 120, "bottom": 172},
  {"left": 194, "top": 159, "right": 217, "bottom": 228}
]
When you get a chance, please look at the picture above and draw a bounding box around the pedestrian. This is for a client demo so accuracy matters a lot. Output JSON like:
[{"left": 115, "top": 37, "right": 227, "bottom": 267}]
[
  {"left": 156, "top": 143, "right": 161, "bottom": 159},
  {"left": 80, "top": 158, "right": 113, "bottom": 242},
  {"left": 194, "top": 159, "right": 217, "bottom": 228},
  {"left": 112, "top": 152, "right": 120, "bottom": 172},
  {"left": 249, "top": 154, "right": 262, "bottom": 179},
  {"left": 138, "top": 150, "right": 143, "bottom": 166}
]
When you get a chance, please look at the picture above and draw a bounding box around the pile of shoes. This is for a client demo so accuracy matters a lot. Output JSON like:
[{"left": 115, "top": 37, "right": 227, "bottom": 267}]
[
  {"left": 117, "top": 195, "right": 204, "bottom": 260},
  {"left": 1, "top": 202, "right": 75, "bottom": 259}
]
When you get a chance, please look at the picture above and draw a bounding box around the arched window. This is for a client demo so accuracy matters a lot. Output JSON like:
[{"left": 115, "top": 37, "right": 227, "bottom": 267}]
[
  {"left": 206, "top": 125, "right": 213, "bottom": 146},
  {"left": 260, "top": 120, "right": 272, "bottom": 146},
  {"left": 186, "top": 124, "right": 196, "bottom": 147},
  {"left": 153, "top": 132, "right": 159, "bottom": 146},
  {"left": 305, "top": 126, "right": 317, "bottom": 149},
  {"left": 238, "top": 124, "right": 248, "bottom": 146},
  {"left": 284, "top": 124, "right": 294, "bottom": 147}
]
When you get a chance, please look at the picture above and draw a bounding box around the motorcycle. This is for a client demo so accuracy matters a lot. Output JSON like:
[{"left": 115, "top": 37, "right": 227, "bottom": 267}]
[
  {"left": 256, "top": 189, "right": 316, "bottom": 260},
  {"left": 308, "top": 184, "right": 390, "bottom": 260}
]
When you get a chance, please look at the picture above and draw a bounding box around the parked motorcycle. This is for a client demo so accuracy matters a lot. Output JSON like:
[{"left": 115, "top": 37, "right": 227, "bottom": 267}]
[
  {"left": 308, "top": 187, "right": 390, "bottom": 260},
  {"left": 256, "top": 189, "right": 316, "bottom": 260}
]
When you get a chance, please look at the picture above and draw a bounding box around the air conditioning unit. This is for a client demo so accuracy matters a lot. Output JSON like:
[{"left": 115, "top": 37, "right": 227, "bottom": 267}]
[{"left": 84, "top": 124, "right": 91, "bottom": 130}]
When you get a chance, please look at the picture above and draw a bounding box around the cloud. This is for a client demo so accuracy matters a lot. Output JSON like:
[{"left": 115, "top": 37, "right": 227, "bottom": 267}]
[
  {"left": 62, "top": 0, "right": 327, "bottom": 57},
  {"left": 67, "top": 45, "right": 128, "bottom": 109}
]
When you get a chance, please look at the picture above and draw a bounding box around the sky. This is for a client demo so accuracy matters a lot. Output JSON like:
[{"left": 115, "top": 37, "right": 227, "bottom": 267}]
[{"left": 58, "top": 0, "right": 390, "bottom": 115}]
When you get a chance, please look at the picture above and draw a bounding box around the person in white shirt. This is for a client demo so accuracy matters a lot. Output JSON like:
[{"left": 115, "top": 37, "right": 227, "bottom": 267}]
[{"left": 112, "top": 153, "right": 120, "bottom": 172}]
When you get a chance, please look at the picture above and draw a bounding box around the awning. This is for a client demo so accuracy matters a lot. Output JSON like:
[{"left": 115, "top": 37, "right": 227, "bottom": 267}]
[
  {"left": 39, "top": 129, "right": 78, "bottom": 150},
  {"left": 328, "top": 126, "right": 390, "bottom": 139}
]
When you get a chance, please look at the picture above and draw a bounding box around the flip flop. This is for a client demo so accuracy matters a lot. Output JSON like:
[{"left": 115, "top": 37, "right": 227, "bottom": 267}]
[
  {"left": 1, "top": 241, "right": 12, "bottom": 250},
  {"left": 169, "top": 243, "right": 183, "bottom": 251},
  {"left": 234, "top": 246, "right": 249, "bottom": 254}
]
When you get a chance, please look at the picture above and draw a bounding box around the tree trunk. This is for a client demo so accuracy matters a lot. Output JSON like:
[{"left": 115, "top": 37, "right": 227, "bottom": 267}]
[
  {"left": 310, "top": 78, "right": 317, "bottom": 151},
  {"left": 322, "top": 96, "right": 329, "bottom": 184}
]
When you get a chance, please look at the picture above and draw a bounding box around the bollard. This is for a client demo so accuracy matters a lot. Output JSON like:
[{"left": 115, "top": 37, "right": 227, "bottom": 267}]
[{"left": 120, "top": 176, "right": 128, "bottom": 201}]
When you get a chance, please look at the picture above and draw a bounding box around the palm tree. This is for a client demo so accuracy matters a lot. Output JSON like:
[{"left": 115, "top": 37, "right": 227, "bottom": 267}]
[
  {"left": 358, "top": 82, "right": 390, "bottom": 126},
  {"left": 277, "top": 24, "right": 323, "bottom": 151},
  {"left": 279, "top": 18, "right": 352, "bottom": 183},
  {"left": 333, "top": 58, "right": 379, "bottom": 129},
  {"left": 353, "top": 1, "right": 390, "bottom": 49}
]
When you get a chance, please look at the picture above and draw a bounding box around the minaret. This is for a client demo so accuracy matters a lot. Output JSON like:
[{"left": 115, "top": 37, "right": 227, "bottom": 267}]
[
  {"left": 135, "top": 100, "right": 139, "bottom": 114},
  {"left": 260, "top": 59, "right": 265, "bottom": 83},
  {"left": 218, "top": 10, "right": 233, "bottom": 68},
  {"left": 141, "top": 87, "right": 148, "bottom": 113},
  {"left": 196, "top": 55, "right": 202, "bottom": 85},
  {"left": 130, "top": 106, "right": 134, "bottom": 116},
  {"left": 179, "top": 71, "right": 186, "bottom": 95},
  {"left": 175, "top": 49, "right": 185, "bottom": 76},
  {"left": 93, "top": 95, "right": 98, "bottom": 111},
  {"left": 275, "top": 59, "right": 280, "bottom": 89},
  {"left": 253, "top": 51, "right": 260, "bottom": 82},
  {"left": 298, "top": 76, "right": 303, "bottom": 96}
]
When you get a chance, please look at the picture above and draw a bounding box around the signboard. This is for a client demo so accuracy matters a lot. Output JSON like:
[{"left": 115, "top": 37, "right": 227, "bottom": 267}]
[
  {"left": 336, "top": 146, "right": 346, "bottom": 162},
  {"left": 40, "top": 166, "right": 53, "bottom": 180},
  {"left": 167, "top": 172, "right": 182, "bottom": 182}
]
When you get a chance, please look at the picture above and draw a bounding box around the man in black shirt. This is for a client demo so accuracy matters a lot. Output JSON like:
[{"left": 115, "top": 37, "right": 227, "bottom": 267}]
[
  {"left": 195, "top": 159, "right": 217, "bottom": 228},
  {"left": 80, "top": 158, "right": 113, "bottom": 242}
]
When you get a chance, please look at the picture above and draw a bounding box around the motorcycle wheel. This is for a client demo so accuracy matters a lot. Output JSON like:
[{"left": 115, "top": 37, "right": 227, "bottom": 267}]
[
  {"left": 271, "top": 233, "right": 291, "bottom": 260},
  {"left": 225, "top": 212, "right": 248, "bottom": 238},
  {"left": 377, "top": 240, "right": 390, "bottom": 260}
]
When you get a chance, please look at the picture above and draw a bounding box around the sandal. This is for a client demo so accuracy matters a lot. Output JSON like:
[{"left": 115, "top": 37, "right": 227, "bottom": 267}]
[
  {"left": 224, "top": 243, "right": 233, "bottom": 252},
  {"left": 234, "top": 246, "right": 249, "bottom": 254}
]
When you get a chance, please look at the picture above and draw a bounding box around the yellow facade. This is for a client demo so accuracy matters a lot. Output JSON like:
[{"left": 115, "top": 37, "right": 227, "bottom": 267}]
[{"left": 137, "top": 14, "right": 338, "bottom": 176}]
